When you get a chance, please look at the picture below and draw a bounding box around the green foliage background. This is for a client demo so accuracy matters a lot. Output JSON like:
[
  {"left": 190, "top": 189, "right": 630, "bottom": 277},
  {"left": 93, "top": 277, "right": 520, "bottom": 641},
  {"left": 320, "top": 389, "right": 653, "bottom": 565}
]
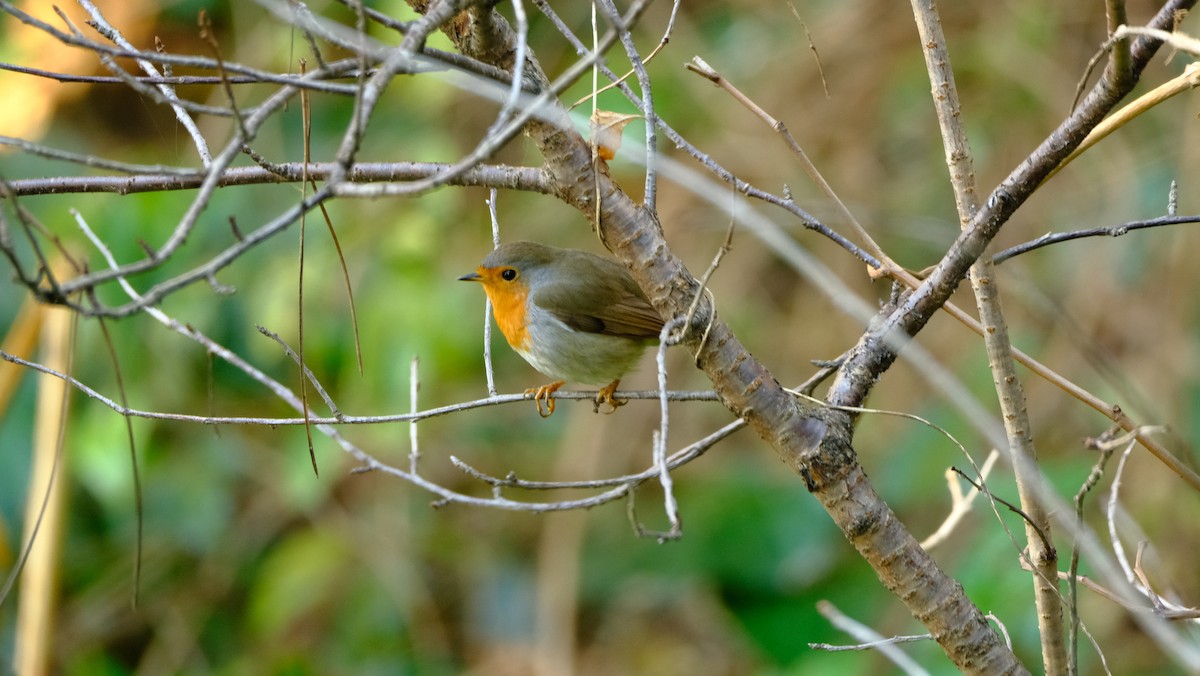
[{"left": 2, "top": 1, "right": 1199, "bottom": 673}]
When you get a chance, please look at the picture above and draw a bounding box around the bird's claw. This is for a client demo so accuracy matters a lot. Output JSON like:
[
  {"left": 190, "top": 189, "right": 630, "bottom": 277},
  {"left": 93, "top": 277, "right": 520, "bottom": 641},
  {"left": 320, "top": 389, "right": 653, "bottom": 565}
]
[
  {"left": 526, "top": 381, "right": 565, "bottom": 418},
  {"left": 593, "top": 379, "right": 626, "bottom": 414}
]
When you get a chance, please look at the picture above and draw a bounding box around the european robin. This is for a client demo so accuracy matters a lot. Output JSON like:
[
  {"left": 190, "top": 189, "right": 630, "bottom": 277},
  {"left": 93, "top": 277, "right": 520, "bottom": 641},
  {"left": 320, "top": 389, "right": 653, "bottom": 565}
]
[{"left": 459, "top": 241, "right": 664, "bottom": 417}]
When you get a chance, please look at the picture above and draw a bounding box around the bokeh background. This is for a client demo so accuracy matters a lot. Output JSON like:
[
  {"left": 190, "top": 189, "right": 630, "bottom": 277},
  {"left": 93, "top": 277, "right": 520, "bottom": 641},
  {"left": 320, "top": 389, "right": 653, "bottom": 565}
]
[{"left": 2, "top": 0, "right": 1199, "bottom": 673}]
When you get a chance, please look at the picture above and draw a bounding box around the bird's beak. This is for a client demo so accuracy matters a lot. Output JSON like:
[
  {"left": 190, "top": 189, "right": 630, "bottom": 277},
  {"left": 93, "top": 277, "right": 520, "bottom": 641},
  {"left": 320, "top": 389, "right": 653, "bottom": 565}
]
[{"left": 458, "top": 270, "right": 482, "bottom": 282}]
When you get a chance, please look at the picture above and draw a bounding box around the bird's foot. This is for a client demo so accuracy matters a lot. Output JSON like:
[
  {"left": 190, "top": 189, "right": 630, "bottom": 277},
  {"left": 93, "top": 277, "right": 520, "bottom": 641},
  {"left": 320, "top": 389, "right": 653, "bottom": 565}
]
[
  {"left": 593, "top": 379, "right": 626, "bottom": 414},
  {"left": 526, "top": 380, "right": 565, "bottom": 417}
]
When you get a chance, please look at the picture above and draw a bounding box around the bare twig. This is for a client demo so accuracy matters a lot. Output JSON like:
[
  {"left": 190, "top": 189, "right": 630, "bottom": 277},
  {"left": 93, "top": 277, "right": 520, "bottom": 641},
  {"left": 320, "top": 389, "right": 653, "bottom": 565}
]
[
  {"left": 255, "top": 326, "right": 342, "bottom": 419},
  {"left": 1068, "top": 428, "right": 1122, "bottom": 675},
  {"left": 0, "top": 351, "right": 718, "bottom": 425},
  {"left": 992, "top": 214, "right": 1200, "bottom": 264},
  {"left": 643, "top": 316, "right": 689, "bottom": 541},
  {"left": 409, "top": 356, "right": 421, "bottom": 474},
  {"left": 812, "top": 600, "right": 932, "bottom": 676},
  {"left": 196, "top": 8, "right": 247, "bottom": 141},
  {"left": 786, "top": 3, "right": 830, "bottom": 99},
  {"left": 921, "top": 450, "right": 1001, "bottom": 550},
  {"left": 76, "top": 0, "right": 212, "bottom": 165},
  {"left": 594, "top": 0, "right": 658, "bottom": 210},
  {"left": 481, "top": 190, "right": 502, "bottom": 397},
  {"left": 951, "top": 469, "right": 1053, "bottom": 556},
  {"left": 1, "top": 162, "right": 553, "bottom": 198},
  {"left": 684, "top": 56, "right": 886, "bottom": 267},
  {"left": 451, "top": 416, "right": 740, "bottom": 492},
  {"left": 567, "top": 0, "right": 681, "bottom": 110}
]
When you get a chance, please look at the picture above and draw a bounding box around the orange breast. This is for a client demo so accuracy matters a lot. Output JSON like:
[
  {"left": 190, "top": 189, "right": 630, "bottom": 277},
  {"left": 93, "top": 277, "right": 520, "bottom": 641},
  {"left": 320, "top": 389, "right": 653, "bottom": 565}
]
[{"left": 483, "top": 280, "right": 530, "bottom": 351}]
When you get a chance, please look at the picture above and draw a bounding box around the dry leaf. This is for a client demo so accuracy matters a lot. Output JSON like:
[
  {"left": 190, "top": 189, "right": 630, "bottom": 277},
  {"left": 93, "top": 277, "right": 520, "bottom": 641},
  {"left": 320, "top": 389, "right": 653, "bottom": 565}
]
[{"left": 590, "top": 110, "right": 642, "bottom": 160}]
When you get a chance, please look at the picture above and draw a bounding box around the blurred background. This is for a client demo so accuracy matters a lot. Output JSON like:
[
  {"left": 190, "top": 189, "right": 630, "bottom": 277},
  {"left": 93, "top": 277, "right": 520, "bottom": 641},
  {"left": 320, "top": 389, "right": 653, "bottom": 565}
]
[{"left": 1, "top": 0, "right": 1199, "bottom": 673}]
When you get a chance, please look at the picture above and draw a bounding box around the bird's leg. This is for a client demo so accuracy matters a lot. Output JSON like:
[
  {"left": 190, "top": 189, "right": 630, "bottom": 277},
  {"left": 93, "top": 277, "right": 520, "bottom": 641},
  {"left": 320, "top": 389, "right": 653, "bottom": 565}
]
[
  {"left": 594, "top": 379, "right": 626, "bottom": 414},
  {"left": 525, "top": 380, "right": 565, "bottom": 417}
]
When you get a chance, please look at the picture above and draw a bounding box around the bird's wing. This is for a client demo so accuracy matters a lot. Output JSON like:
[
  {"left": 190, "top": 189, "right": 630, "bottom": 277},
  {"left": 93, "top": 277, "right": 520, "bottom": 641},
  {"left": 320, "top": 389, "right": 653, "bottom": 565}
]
[{"left": 530, "top": 260, "right": 664, "bottom": 340}]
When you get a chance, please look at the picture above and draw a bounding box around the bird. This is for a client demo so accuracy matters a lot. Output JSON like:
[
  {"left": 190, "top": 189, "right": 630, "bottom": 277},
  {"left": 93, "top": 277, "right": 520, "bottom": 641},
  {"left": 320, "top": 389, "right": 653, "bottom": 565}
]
[{"left": 459, "top": 241, "right": 664, "bottom": 417}]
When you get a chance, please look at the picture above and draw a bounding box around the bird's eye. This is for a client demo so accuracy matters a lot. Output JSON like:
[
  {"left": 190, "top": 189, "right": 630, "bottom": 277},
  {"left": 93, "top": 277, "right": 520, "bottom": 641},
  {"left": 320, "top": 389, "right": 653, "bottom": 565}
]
[{"left": 501, "top": 268, "right": 518, "bottom": 281}]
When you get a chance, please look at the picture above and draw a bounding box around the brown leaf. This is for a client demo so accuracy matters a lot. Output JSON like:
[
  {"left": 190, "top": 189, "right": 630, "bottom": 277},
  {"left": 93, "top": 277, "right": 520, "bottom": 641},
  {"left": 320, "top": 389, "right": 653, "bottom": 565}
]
[{"left": 590, "top": 110, "right": 642, "bottom": 161}]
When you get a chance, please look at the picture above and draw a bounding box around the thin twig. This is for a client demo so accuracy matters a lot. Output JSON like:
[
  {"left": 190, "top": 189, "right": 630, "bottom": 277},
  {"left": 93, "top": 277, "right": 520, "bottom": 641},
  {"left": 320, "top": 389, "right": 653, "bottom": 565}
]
[
  {"left": 255, "top": 326, "right": 342, "bottom": 418},
  {"left": 0, "top": 352, "right": 718, "bottom": 425},
  {"left": 786, "top": 3, "right": 830, "bottom": 99},
  {"left": 0, "top": 136, "right": 200, "bottom": 175},
  {"left": 992, "top": 214, "right": 1200, "bottom": 264},
  {"left": 684, "top": 219, "right": 733, "bottom": 362},
  {"left": 483, "top": 189, "right": 501, "bottom": 397},
  {"left": 409, "top": 356, "right": 421, "bottom": 474},
  {"left": 684, "top": 56, "right": 887, "bottom": 268},
  {"left": 451, "top": 417, "right": 740, "bottom": 491},
  {"left": 645, "top": 317, "right": 688, "bottom": 541},
  {"left": 568, "top": 0, "right": 681, "bottom": 110},
  {"left": 921, "top": 450, "right": 1001, "bottom": 550},
  {"left": 1, "top": 162, "right": 553, "bottom": 198},
  {"left": 197, "top": 9, "right": 247, "bottom": 141},
  {"left": 951, "top": 468, "right": 1054, "bottom": 556},
  {"left": 595, "top": 0, "right": 658, "bottom": 211},
  {"left": 43, "top": 67, "right": 334, "bottom": 306},
  {"left": 1069, "top": 427, "right": 1122, "bottom": 675},
  {"left": 76, "top": 0, "right": 212, "bottom": 165},
  {"left": 812, "top": 601, "right": 932, "bottom": 676}
]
